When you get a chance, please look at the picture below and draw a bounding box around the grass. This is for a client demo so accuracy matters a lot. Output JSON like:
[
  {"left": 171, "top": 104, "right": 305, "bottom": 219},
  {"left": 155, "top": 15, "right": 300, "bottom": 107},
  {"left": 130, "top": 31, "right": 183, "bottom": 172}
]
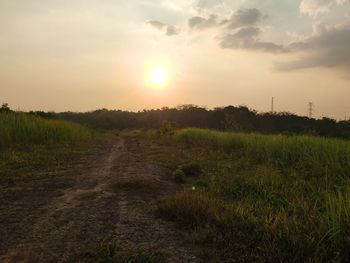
[
  {"left": 0, "top": 112, "right": 94, "bottom": 182},
  {"left": 0, "top": 112, "right": 92, "bottom": 148},
  {"left": 176, "top": 128, "right": 350, "bottom": 179},
  {"left": 148, "top": 128, "right": 350, "bottom": 262}
]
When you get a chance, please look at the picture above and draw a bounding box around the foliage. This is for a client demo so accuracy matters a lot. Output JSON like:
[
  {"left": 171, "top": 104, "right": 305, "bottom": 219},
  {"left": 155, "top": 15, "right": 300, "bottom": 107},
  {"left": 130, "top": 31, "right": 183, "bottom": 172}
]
[
  {"left": 0, "top": 103, "right": 11, "bottom": 113},
  {"left": 172, "top": 168, "right": 186, "bottom": 183},
  {"left": 180, "top": 162, "right": 202, "bottom": 177},
  {"left": 171, "top": 162, "right": 202, "bottom": 183},
  {"left": 57, "top": 105, "right": 350, "bottom": 139},
  {"left": 159, "top": 120, "right": 175, "bottom": 135}
]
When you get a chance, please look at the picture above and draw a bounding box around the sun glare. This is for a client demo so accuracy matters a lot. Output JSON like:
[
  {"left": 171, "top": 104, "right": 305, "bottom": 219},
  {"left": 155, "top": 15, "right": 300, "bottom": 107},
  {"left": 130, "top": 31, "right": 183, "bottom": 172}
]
[{"left": 149, "top": 67, "right": 167, "bottom": 86}]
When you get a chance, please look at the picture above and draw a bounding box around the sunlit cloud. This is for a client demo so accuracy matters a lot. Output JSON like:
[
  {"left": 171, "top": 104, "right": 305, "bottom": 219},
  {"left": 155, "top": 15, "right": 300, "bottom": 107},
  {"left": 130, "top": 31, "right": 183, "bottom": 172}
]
[{"left": 299, "top": 0, "right": 346, "bottom": 16}]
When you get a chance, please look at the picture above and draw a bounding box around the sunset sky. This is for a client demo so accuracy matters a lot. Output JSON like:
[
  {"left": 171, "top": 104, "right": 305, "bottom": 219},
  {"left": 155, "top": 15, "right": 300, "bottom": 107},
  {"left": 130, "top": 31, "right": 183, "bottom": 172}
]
[{"left": 1, "top": 0, "right": 350, "bottom": 119}]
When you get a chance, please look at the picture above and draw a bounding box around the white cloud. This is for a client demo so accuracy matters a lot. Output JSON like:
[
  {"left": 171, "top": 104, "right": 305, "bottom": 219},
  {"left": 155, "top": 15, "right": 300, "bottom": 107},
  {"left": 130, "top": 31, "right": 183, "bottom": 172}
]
[{"left": 299, "top": 0, "right": 346, "bottom": 17}]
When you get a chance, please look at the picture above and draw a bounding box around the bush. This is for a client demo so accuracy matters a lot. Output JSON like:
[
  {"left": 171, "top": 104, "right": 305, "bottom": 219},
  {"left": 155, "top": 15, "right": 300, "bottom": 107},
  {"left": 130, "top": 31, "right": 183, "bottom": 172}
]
[
  {"left": 180, "top": 163, "right": 202, "bottom": 177},
  {"left": 172, "top": 168, "right": 185, "bottom": 182},
  {"left": 159, "top": 121, "right": 175, "bottom": 136}
]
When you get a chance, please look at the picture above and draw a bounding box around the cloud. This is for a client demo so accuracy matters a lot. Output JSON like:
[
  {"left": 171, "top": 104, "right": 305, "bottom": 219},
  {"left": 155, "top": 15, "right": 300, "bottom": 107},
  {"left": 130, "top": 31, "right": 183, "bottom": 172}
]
[
  {"left": 299, "top": 0, "right": 346, "bottom": 16},
  {"left": 166, "top": 25, "right": 179, "bottom": 36},
  {"left": 275, "top": 23, "right": 350, "bottom": 70},
  {"left": 188, "top": 14, "right": 218, "bottom": 30},
  {"left": 188, "top": 8, "right": 265, "bottom": 31},
  {"left": 225, "top": 8, "right": 265, "bottom": 29},
  {"left": 145, "top": 20, "right": 179, "bottom": 36},
  {"left": 215, "top": 8, "right": 285, "bottom": 54},
  {"left": 220, "top": 27, "right": 288, "bottom": 53},
  {"left": 146, "top": 20, "right": 167, "bottom": 30}
]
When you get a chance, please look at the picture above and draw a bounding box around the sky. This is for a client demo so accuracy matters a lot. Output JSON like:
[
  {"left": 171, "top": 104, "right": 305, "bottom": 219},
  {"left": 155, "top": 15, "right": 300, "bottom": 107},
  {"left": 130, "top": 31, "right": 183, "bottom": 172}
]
[{"left": 1, "top": 0, "right": 350, "bottom": 119}]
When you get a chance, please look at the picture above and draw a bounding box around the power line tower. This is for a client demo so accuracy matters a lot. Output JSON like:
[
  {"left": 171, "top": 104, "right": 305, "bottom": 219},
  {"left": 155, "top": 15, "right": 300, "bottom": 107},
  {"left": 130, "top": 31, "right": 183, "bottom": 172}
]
[
  {"left": 271, "top": 97, "right": 274, "bottom": 113},
  {"left": 308, "top": 102, "right": 313, "bottom": 118}
]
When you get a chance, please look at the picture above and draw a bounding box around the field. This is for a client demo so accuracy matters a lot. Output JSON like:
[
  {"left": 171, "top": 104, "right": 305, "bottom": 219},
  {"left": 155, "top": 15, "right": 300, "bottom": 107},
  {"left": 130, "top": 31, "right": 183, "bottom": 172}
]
[
  {"left": 144, "top": 128, "right": 350, "bottom": 262},
  {"left": 0, "top": 112, "right": 94, "bottom": 182},
  {"left": 1, "top": 115, "right": 350, "bottom": 262}
]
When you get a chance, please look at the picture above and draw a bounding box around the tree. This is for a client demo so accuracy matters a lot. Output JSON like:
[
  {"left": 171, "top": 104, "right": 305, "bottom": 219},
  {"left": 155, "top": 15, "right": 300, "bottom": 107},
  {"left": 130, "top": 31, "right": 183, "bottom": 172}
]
[{"left": 0, "top": 103, "right": 11, "bottom": 112}]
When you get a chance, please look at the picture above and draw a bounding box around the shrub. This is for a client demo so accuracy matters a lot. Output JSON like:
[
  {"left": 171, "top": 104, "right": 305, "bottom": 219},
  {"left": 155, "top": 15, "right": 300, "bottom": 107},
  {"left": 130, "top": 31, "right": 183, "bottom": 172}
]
[
  {"left": 172, "top": 168, "right": 185, "bottom": 183},
  {"left": 180, "top": 162, "right": 202, "bottom": 177},
  {"left": 159, "top": 121, "right": 175, "bottom": 136}
]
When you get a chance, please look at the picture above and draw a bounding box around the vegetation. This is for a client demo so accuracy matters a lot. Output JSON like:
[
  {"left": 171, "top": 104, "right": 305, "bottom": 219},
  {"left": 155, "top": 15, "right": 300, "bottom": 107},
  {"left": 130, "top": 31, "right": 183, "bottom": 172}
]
[
  {"left": 58, "top": 105, "right": 350, "bottom": 139},
  {"left": 0, "top": 111, "right": 93, "bottom": 182},
  {"left": 177, "top": 128, "right": 350, "bottom": 179},
  {"left": 153, "top": 128, "right": 350, "bottom": 262},
  {"left": 0, "top": 111, "right": 92, "bottom": 149}
]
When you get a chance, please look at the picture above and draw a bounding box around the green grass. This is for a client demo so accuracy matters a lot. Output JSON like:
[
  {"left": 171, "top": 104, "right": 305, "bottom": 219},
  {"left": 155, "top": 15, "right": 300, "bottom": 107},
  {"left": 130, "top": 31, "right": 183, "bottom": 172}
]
[
  {"left": 152, "top": 128, "right": 350, "bottom": 262},
  {"left": 0, "top": 112, "right": 92, "bottom": 149},
  {"left": 176, "top": 128, "right": 350, "bottom": 179},
  {"left": 0, "top": 112, "right": 94, "bottom": 182}
]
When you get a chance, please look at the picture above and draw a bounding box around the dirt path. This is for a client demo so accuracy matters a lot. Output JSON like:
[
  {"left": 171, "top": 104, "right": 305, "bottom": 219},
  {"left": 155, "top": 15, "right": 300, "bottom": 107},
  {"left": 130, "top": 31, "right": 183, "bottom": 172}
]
[{"left": 0, "top": 137, "right": 198, "bottom": 263}]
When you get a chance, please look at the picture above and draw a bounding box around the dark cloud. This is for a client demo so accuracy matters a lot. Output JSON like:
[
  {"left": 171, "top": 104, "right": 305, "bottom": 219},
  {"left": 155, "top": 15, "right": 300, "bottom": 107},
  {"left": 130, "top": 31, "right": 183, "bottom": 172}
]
[
  {"left": 275, "top": 25, "right": 350, "bottom": 70},
  {"left": 220, "top": 27, "right": 288, "bottom": 53},
  {"left": 145, "top": 20, "right": 179, "bottom": 36},
  {"left": 188, "top": 8, "right": 265, "bottom": 31},
  {"left": 188, "top": 14, "right": 218, "bottom": 30},
  {"left": 187, "top": 8, "right": 284, "bottom": 54},
  {"left": 166, "top": 25, "right": 179, "bottom": 36},
  {"left": 226, "top": 8, "right": 265, "bottom": 29},
  {"left": 146, "top": 20, "right": 166, "bottom": 30}
]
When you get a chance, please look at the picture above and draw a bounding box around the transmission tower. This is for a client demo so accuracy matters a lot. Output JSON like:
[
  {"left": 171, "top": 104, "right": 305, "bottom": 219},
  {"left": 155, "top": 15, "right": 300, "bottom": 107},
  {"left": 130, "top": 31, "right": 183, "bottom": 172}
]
[
  {"left": 308, "top": 102, "right": 313, "bottom": 118},
  {"left": 271, "top": 97, "right": 274, "bottom": 113}
]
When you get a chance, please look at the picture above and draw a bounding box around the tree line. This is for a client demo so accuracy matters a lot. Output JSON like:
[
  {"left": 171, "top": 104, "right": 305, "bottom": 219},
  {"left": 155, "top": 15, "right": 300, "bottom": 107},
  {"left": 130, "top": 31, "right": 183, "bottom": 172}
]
[
  {"left": 2, "top": 103, "right": 349, "bottom": 139},
  {"left": 57, "top": 105, "right": 350, "bottom": 139}
]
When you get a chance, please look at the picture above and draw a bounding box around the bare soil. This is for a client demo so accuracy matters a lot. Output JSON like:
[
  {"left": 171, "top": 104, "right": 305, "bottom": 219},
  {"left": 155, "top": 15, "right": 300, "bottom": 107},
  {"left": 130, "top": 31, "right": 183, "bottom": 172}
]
[{"left": 0, "top": 137, "right": 198, "bottom": 263}]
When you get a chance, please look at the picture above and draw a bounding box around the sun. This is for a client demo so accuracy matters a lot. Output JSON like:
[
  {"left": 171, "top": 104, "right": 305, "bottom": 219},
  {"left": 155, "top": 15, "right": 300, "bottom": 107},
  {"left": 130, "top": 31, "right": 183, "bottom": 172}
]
[{"left": 149, "top": 67, "right": 167, "bottom": 86}]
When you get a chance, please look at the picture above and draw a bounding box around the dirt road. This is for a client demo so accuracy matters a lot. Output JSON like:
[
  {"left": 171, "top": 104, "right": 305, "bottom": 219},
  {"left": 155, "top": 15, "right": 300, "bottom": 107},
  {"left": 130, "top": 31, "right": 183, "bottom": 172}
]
[{"left": 0, "top": 137, "right": 198, "bottom": 262}]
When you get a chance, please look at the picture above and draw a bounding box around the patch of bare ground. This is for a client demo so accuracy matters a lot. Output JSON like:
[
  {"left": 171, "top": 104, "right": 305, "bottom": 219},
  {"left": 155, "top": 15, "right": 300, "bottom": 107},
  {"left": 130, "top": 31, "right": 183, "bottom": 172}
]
[{"left": 0, "top": 137, "right": 198, "bottom": 263}]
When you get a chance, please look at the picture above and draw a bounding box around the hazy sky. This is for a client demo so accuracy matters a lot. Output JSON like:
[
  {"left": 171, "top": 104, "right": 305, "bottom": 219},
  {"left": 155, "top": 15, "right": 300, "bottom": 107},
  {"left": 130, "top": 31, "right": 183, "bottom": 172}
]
[{"left": 1, "top": 0, "right": 350, "bottom": 119}]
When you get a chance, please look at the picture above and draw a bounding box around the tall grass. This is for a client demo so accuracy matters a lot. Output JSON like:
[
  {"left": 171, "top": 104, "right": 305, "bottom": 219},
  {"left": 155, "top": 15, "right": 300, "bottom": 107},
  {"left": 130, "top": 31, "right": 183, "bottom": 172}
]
[
  {"left": 0, "top": 112, "right": 92, "bottom": 149},
  {"left": 176, "top": 128, "right": 350, "bottom": 178},
  {"left": 156, "top": 128, "right": 350, "bottom": 262}
]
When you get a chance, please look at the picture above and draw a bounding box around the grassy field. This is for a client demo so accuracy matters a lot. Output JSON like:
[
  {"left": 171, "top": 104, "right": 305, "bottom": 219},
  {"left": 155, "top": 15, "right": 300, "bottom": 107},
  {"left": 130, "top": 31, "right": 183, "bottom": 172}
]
[
  {"left": 149, "top": 128, "right": 350, "bottom": 262},
  {"left": 0, "top": 112, "right": 92, "bottom": 148},
  {"left": 0, "top": 112, "right": 94, "bottom": 182}
]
